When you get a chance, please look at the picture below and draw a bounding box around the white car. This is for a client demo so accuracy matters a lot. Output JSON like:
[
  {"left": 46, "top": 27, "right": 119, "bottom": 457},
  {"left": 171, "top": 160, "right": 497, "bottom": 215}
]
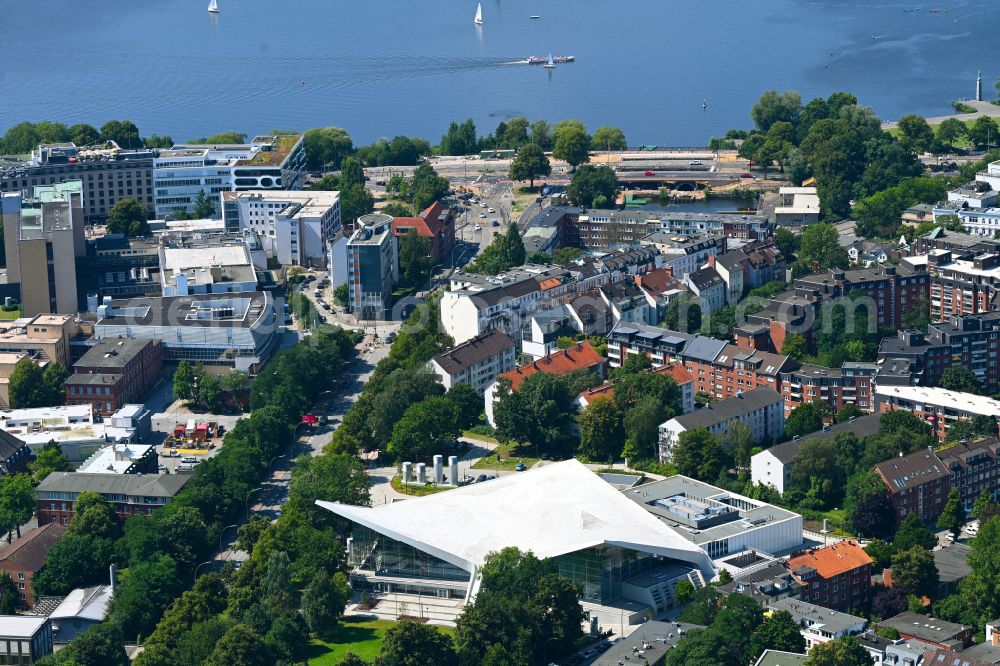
[
  {"left": 479, "top": 212, "right": 486, "bottom": 218},
  {"left": 689, "top": 160, "right": 703, "bottom": 166},
  {"left": 487, "top": 207, "right": 495, "bottom": 213},
  {"left": 474, "top": 224, "right": 482, "bottom": 231}
]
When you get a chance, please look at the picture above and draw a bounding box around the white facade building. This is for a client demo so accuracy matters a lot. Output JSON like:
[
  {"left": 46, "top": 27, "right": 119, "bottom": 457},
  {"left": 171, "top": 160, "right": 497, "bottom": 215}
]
[
  {"left": 221, "top": 190, "right": 340, "bottom": 266},
  {"left": 430, "top": 330, "right": 516, "bottom": 393},
  {"left": 766, "top": 598, "right": 867, "bottom": 650},
  {"left": 774, "top": 187, "right": 821, "bottom": 226},
  {"left": 658, "top": 387, "right": 785, "bottom": 463},
  {"left": 152, "top": 135, "right": 305, "bottom": 218}
]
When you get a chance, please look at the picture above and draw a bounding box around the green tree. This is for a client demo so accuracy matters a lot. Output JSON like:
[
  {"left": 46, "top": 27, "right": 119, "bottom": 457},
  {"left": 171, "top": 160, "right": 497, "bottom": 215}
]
[
  {"left": 264, "top": 613, "right": 310, "bottom": 664},
  {"left": 750, "top": 90, "right": 802, "bottom": 131},
  {"left": 530, "top": 119, "right": 553, "bottom": 150},
  {"left": 171, "top": 361, "right": 197, "bottom": 401},
  {"left": 552, "top": 120, "right": 591, "bottom": 169},
  {"left": 566, "top": 164, "right": 617, "bottom": 207},
  {"left": 288, "top": 453, "right": 372, "bottom": 525},
  {"left": 891, "top": 546, "right": 939, "bottom": 598},
  {"left": 972, "top": 490, "right": 996, "bottom": 520},
  {"left": 302, "top": 571, "right": 350, "bottom": 637},
  {"left": 804, "top": 637, "right": 872, "bottom": 666},
  {"left": 937, "top": 488, "right": 966, "bottom": 538},
  {"left": 499, "top": 117, "right": 530, "bottom": 149},
  {"left": 0, "top": 573, "right": 15, "bottom": 615},
  {"left": 748, "top": 610, "right": 806, "bottom": 661},
  {"left": 789, "top": 438, "right": 844, "bottom": 506},
  {"left": 303, "top": 127, "right": 354, "bottom": 170},
  {"left": 895, "top": 512, "right": 936, "bottom": 551},
  {"left": 143, "top": 134, "right": 173, "bottom": 149},
  {"left": 623, "top": 396, "right": 668, "bottom": 461},
  {"left": 206, "top": 624, "right": 272, "bottom": 666},
  {"left": 439, "top": 119, "right": 478, "bottom": 156},
  {"left": 338, "top": 183, "right": 376, "bottom": 223},
  {"left": 592, "top": 126, "right": 627, "bottom": 151},
  {"left": 337, "top": 654, "right": 369, "bottom": 666},
  {"left": 508, "top": 143, "right": 551, "bottom": 188},
  {"left": 865, "top": 539, "right": 896, "bottom": 572},
  {"left": 69, "top": 124, "right": 100, "bottom": 146},
  {"left": 897, "top": 115, "right": 936, "bottom": 154},
  {"left": 780, "top": 333, "right": 808, "bottom": 360},
  {"left": 28, "top": 441, "right": 69, "bottom": 484},
  {"left": 388, "top": 395, "right": 460, "bottom": 463},
  {"left": 378, "top": 621, "right": 457, "bottom": 666},
  {"left": 8, "top": 359, "right": 48, "bottom": 408},
  {"left": 42, "top": 361, "right": 68, "bottom": 405},
  {"left": 493, "top": 373, "right": 576, "bottom": 456},
  {"left": 578, "top": 396, "right": 624, "bottom": 463},
  {"left": 398, "top": 231, "right": 432, "bottom": 288},
  {"left": 674, "top": 579, "right": 695, "bottom": 605},
  {"left": 445, "top": 383, "right": 483, "bottom": 430},
  {"left": 99, "top": 120, "right": 142, "bottom": 149},
  {"left": 845, "top": 472, "right": 896, "bottom": 539},
  {"left": 49, "top": 623, "right": 129, "bottom": 666},
  {"left": 108, "top": 554, "right": 181, "bottom": 641},
  {"left": 672, "top": 429, "right": 725, "bottom": 481},
  {"left": 774, "top": 227, "right": 800, "bottom": 258},
  {"left": 968, "top": 117, "right": 999, "bottom": 150},
  {"left": 552, "top": 247, "right": 582, "bottom": 265},
  {"left": 662, "top": 293, "right": 702, "bottom": 333},
  {"left": 33, "top": 533, "right": 115, "bottom": 596},
  {"left": 106, "top": 198, "right": 150, "bottom": 237},
  {"left": 410, "top": 163, "right": 450, "bottom": 211},
  {"left": 0, "top": 474, "right": 35, "bottom": 539},
  {"left": 192, "top": 190, "right": 215, "bottom": 218},
  {"left": 836, "top": 403, "right": 861, "bottom": 423},
  {"left": 798, "top": 222, "right": 848, "bottom": 270},
  {"left": 961, "top": 515, "right": 1000, "bottom": 620},
  {"left": 940, "top": 366, "right": 983, "bottom": 394},
  {"left": 340, "top": 156, "right": 366, "bottom": 187},
  {"left": 221, "top": 369, "right": 249, "bottom": 397},
  {"left": 784, "top": 402, "right": 825, "bottom": 439},
  {"left": 937, "top": 117, "right": 968, "bottom": 145},
  {"left": 501, "top": 222, "right": 526, "bottom": 267}
]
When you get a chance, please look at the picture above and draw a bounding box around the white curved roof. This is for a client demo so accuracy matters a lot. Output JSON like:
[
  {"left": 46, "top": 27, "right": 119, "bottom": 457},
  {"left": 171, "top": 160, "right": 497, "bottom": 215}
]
[{"left": 317, "top": 459, "right": 714, "bottom": 576}]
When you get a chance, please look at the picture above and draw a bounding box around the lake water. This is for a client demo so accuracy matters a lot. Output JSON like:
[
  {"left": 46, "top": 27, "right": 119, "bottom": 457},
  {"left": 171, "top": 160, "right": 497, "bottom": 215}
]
[{"left": 2, "top": 0, "right": 997, "bottom": 147}]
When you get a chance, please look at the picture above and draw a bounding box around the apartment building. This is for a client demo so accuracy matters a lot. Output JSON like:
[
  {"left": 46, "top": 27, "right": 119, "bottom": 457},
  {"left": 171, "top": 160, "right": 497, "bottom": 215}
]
[
  {"left": 0, "top": 523, "right": 67, "bottom": 607},
  {"left": 65, "top": 339, "right": 163, "bottom": 415},
  {"left": 785, "top": 540, "right": 873, "bottom": 613},
  {"left": 390, "top": 201, "right": 456, "bottom": 264},
  {"left": 484, "top": 342, "right": 605, "bottom": 426},
  {"left": 874, "top": 448, "right": 953, "bottom": 523},
  {"left": 741, "top": 264, "right": 930, "bottom": 353},
  {"left": 876, "top": 385, "right": 1000, "bottom": 443},
  {"left": 658, "top": 387, "right": 784, "bottom": 463},
  {"left": 36, "top": 472, "right": 190, "bottom": 525},
  {"left": 0, "top": 315, "right": 77, "bottom": 367},
  {"left": 573, "top": 209, "right": 770, "bottom": 247},
  {"left": 430, "top": 330, "right": 516, "bottom": 393},
  {"left": 0, "top": 142, "right": 154, "bottom": 222},
  {"left": 681, "top": 343, "right": 792, "bottom": 403},
  {"left": 222, "top": 190, "right": 340, "bottom": 266},
  {"left": 780, "top": 362, "right": 877, "bottom": 415},
  {"left": 903, "top": 250, "right": 1000, "bottom": 320},
  {"left": 152, "top": 135, "right": 305, "bottom": 218},
  {"left": 346, "top": 213, "right": 398, "bottom": 320},
  {"left": 766, "top": 598, "right": 867, "bottom": 650},
  {"left": 773, "top": 187, "right": 821, "bottom": 226},
  {"left": 607, "top": 322, "right": 695, "bottom": 368},
  {"left": 639, "top": 232, "right": 724, "bottom": 279},
  {"left": 684, "top": 267, "right": 726, "bottom": 315},
  {"left": 440, "top": 249, "right": 659, "bottom": 345},
  {"left": 2, "top": 182, "right": 86, "bottom": 316}
]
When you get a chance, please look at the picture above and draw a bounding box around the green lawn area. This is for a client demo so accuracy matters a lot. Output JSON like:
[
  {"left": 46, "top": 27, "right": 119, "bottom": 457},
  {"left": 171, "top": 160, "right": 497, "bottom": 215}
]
[
  {"left": 471, "top": 439, "right": 539, "bottom": 470},
  {"left": 390, "top": 476, "right": 454, "bottom": 496},
  {"left": 307, "top": 618, "right": 454, "bottom": 665},
  {"left": 0, "top": 309, "right": 21, "bottom": 320},
  {"left": 461, "top": 429, "right": 500, "bottom": 445}
]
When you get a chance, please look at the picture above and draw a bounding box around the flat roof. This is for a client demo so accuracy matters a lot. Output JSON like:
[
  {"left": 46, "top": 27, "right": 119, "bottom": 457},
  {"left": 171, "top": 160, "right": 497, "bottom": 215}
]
[
  {"left": 93, "top": 291, "right": 272, "bottom": 329},
  {"left": 593, "top": 620, "right": 706, "bottom": 666},
  {"left": 876, "top": 385, "right": 1000, "bottom": 415},
  {"left": 318, "top": 459, "right": 714, "bottom": 576},
  {"left": 74, "top": 338, "right": 152, "bottom": 370},
  {"left": 622, "top": 475, "right": 801, "bottom": 547},
  {"left": 753, "top": 650, "right": 809, "bottom": 666},
  {"left": 0, "top": 616, "right": 48, "bottom": 638},
  {"left": 881, "top": 611, "right": 969, "bottom": 643},
  {"left": 77, "top": 444, "right": 155, "bottom": 475}
]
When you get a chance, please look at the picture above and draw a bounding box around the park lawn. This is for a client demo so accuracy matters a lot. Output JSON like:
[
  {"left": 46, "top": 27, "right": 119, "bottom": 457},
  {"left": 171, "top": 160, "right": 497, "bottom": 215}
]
[
  {"left": 462, "top": 429, "right": 500, "bottom": 445},
  {"left": 307, "top": 618, "right": 454, "bottom": 665},
  {"left": 0, "top": 309, "right": 21, "bottom": 320},
  {"left": 471, "top": 439, "right": 539, "bottom": 470},
  {"left": 389, "top": 476, "right": 453, "bottom": 496}
]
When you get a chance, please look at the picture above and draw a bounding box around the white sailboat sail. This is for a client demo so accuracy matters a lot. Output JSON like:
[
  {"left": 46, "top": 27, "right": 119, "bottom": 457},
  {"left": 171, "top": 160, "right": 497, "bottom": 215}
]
[
  {"left": 544, "top": 53, "right": 556, "bottom": 68},
  {"left": 208, "top": 0, "right": 219, "bottom": 13},
  {"left": 474, "top": 3, "right": 483, "bottom": 24}
]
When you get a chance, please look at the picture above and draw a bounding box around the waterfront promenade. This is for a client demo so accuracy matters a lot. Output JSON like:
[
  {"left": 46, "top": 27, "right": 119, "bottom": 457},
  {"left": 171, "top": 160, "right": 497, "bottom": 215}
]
[{"left": 882, "top": 100, "right": 1000, "bottom": 129}]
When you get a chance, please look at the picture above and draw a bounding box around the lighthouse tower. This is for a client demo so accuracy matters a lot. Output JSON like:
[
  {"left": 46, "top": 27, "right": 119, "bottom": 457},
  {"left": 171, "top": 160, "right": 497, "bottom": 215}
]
[{"left": 977, "top": 70, "right": 983, "bottom": 102}]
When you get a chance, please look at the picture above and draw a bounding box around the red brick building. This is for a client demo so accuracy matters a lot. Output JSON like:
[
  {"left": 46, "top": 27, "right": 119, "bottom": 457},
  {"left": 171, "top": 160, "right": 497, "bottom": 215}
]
[
  {"left": 65, "top": 339, "right": 162, "bottom": 416},
  {"left": 0, "top": 523, "right": 67, "bottom": 607},
  {"left": 779, "top": 362, "right": 877, "bottom": 415},
  {"left": 873, "top": 448, "right": 951, "bottom": 524},
  {"left": 390, "top": 202, "right": 456, "bottom": 264},
  {"left": 785, "top": 540, "right": 873, "bottom": 613},
  {"left": 679, "top": 342, "right": 793, "bottom": 402},
  {"left": 35, "top": 473, "right": 190, "bottom": 526}
]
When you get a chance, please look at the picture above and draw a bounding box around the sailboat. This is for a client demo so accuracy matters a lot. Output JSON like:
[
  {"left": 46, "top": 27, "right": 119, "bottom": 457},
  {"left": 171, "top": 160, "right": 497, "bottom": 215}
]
[
  {"left": 544, "top": 53, "right": 556, "bottom": 69},
  {"left": 207, "top": 0, "right": 219, "bottom": 13},
  {"left": 474, "top": 2, "right": 483, "bottom": 25}
]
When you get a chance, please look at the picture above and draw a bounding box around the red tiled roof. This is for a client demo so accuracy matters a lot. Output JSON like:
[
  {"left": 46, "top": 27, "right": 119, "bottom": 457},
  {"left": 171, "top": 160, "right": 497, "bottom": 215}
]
[
  {"left": 579, "top": 383, "right": 615, "bottom": 404},
  {"left": 655, "top": 362, "right": 695, "bottom": 386},
  {"left": 420, "top": 201, "right": 449, "bottom": 235},
  {"left": 391, "top": 216, "right": 432, "bottom": 238},
  {"left": 539, "top": 277, "right": 562, "bottom": 291},
  {"left": 635, "top": 268, "right": 686, "bottom": 296},
  {"left": 786, "top": 540, "right": 872, "bottom": 579},
  {"left": 0, "top": 523, "right": 68, "bottom": 572},
  {"left": 501, "top": 342, "right": 605, "bottom": 392}
]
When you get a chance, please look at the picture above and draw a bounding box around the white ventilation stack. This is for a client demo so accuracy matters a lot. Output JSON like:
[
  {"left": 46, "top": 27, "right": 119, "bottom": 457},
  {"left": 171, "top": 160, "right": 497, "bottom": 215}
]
[
  {"left": 433, "top": 455, "right": 443, "bottom": 484},
  {"left": 416, "top": 462, "right": 427, "bottom": 484},
  {"left": 448, "top": 456, "right": 458, "bottom": 485},
  {"left": 401, "top": 461, "right": 412, "bottom": 484}
]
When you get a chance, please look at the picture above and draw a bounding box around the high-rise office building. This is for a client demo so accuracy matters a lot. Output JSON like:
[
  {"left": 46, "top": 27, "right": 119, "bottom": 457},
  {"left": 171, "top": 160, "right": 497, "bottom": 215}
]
[{"left": 346, "top": 214, "right": 397, "bottom": 320}]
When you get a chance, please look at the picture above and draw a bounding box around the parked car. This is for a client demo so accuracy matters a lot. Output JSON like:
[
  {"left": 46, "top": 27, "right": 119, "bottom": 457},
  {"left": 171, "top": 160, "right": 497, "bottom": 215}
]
[
  {"left": 475, "top": 474, "right": 488, "bottom": 483},
  {"left": 644, "top": 170, "right": 655, "bottom": 176},
  {"left": 515, "top": 463, "right": 526, "bottom": 471},
  {"left": 479, "top": 212, "right": 486, "bottom": 218},
  {"left": 181, "top": 456, "right": 197, "bottom": 463},
  {"left": 689, "top": 160, "right": 703, "bottom": 166},
  {"left": 740, "top": 172, "right": 753, "bottom": 178},
  {"left": 474, "top": 224, "right": 482, "bottom": 231},
  {"left": 492, "top": 220, "right": 500, "bottom": 227},
  {"left": 487, "top": 207, "right": 495, "bottom": 213}
]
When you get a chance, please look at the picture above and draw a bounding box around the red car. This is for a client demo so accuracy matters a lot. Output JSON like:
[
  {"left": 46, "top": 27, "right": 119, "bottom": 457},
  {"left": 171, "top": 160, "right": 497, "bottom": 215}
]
[
  {"left": 643, "top": 170, "right": 655, "bottom": 176},
  {"left": 740, "top": 173, "right": 753, "bottom": 179}
]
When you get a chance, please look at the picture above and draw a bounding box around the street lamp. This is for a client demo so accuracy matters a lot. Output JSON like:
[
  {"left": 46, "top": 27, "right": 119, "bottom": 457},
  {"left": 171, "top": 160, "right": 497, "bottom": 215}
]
[
  {"left": 244, "top": 487, "right": 261, "bottom": 517},
  {"left": 219, "top": 524, "right": 238, "bottom": 555},
  {"left": 193, "top": 560, "right": 213, "bottom": 582}
]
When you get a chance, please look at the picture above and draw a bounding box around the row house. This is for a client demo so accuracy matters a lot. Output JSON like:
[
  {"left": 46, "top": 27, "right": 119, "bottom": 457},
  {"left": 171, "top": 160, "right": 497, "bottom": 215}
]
[
  {"left": 638, "top": 232, "right": 725, "bottom": 279},
  {"left": 430, "top": 330, "right": 517, "bottom": 393}
]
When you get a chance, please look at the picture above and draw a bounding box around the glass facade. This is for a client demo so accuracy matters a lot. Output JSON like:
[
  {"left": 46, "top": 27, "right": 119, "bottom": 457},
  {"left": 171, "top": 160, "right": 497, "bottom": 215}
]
[
  {"left": 550, "top": 546, "right": 661, "bottom": 604},
  {"left": 349, "top": 526, "right": 469, "bottom": 582}
]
